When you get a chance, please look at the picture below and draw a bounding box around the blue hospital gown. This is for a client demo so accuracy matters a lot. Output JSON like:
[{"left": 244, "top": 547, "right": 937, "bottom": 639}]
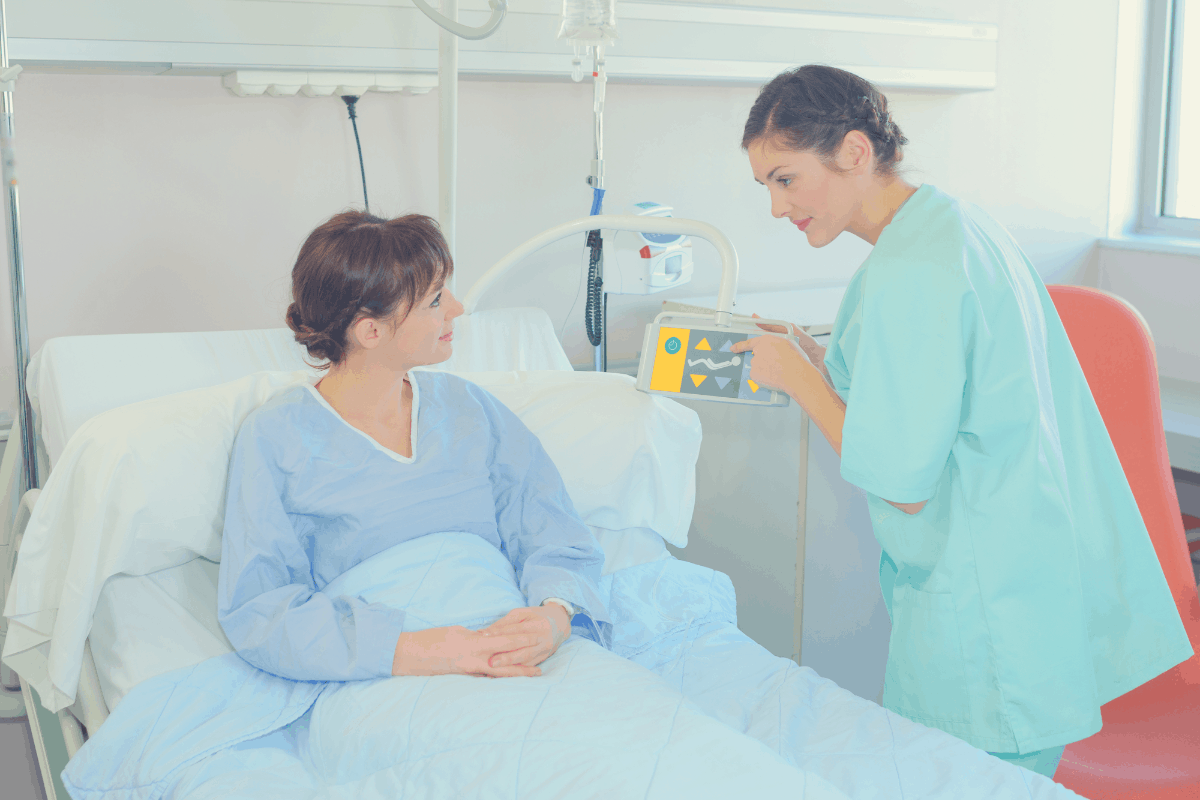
[
  {"left": 217, "top": 372, "right": 612, "bottom": 682},
  {"left": 823, "top": 184, "right": 1193, "bottom": 753}
]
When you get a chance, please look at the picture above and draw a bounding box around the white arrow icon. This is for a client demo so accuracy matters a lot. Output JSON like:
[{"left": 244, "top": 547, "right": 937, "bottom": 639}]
[{"left": 687, "top": 356, "right": 741, "bottom": 370}]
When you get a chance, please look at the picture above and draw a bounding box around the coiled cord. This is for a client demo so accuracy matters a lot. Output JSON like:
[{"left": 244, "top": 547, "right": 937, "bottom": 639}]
[
  {"left": 583, "top": 187, "right": 606, "bottom": 348},
  {"left": 584, "top": 229, "right": 604, "bottom": 347}
]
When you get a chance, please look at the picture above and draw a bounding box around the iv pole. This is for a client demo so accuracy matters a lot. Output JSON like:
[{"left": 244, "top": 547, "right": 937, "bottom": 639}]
[
  {"left": 0, "top": 0, "right": 35, "bottom": 497},
  {"left": 0, "top": 0, "right": 31, "bottom": 720}
]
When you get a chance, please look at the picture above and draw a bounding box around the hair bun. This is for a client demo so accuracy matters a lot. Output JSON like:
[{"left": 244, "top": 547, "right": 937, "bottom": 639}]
[
  {"left": 742, "top": 64, "right": 907, "bottom": 177},
  {"left": 286, "top": 300, "right": 346, "bottom": 364}
]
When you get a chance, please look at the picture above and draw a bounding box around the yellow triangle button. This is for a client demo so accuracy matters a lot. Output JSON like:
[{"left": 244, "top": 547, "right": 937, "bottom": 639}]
[
  {"left": 695, "top": 338, "right": 712, "bottom": 351},
  {"left": 690, "top": 374, "right": 707, "bottom": 387},
  {"left": 747, "top": 379, "right": 760, "bottom": 393}
]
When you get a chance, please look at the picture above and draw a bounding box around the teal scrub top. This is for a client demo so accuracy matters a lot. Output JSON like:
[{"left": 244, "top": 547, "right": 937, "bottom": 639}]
[{"left": 823, "top": 184, "right": 1193, "bottom": 753}]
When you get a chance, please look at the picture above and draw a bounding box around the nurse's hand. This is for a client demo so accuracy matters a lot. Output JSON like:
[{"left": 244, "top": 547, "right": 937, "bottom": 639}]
[
  {"left": 477, "top": 605, "right": 571, "bottom": 669},
  {"left": 392, "top": 625, "right": 545, "bottom": 678},
  {"left": 729, "top": 332, "right": 818, "bottom": 398},
  {"left": 751, "top": 314, "right": 829, "bottom": 381}
]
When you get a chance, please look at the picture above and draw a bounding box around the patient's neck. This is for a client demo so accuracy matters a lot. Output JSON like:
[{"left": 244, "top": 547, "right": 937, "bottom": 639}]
[{"left": 316, "top": 361, "right": 414, "bottom": 432}]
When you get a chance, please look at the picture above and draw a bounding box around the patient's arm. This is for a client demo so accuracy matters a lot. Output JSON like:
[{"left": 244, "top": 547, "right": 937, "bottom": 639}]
[
  {"left": 217, "top": 417, "right": 410, "bottom": 682},
  {"left": 472, "top": 385, "right": 613, "bottom": 648}
]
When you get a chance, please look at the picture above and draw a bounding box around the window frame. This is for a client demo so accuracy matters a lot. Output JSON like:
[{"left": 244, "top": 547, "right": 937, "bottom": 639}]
[{"left": 1140, "top": 0, "right": 1200, "bottom": 237}]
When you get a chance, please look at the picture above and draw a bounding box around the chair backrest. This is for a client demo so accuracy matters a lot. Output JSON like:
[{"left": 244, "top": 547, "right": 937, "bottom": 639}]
[{"left": 1047, "top": 285, "right": 1200, "bottom": 684}]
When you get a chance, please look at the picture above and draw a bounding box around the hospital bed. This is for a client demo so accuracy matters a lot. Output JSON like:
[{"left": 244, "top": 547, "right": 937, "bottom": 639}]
[{"left": 0, "top": 302, "right": 1085, "bottom": 798}]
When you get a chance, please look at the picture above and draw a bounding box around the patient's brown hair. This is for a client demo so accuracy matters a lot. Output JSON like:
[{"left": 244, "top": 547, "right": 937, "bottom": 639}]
[{"left": 286, "top": 211, "right": 453, "bottom": 367}]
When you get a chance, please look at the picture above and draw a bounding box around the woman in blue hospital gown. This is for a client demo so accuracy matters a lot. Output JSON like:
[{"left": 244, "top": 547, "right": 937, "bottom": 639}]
[
  {"left": 731, "top": 65, "right": 1193, "bottom": 778},
  {"left": 218, "top": 211, "right": 610, "bottom": 684}
]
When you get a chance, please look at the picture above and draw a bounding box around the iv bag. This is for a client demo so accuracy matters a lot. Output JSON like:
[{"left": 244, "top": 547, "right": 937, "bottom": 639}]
[{"left": 558, "top": 0, "right": 617, "bottom": 45}]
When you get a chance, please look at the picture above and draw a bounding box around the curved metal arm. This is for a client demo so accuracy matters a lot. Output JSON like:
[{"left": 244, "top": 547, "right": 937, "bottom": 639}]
[
  {"left": 411, "top": 0, "right": 507, "bottom": 40},
  {"left": 463, "top": 215, "right": 740, "bottom": 328}
]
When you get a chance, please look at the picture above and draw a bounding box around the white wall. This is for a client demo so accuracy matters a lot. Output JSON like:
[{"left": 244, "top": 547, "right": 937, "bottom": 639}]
[
  {"left": 0, "top": 0, "right": 1136, "bottom": 399},
  {"left": 6, "top": 0, "right": 1197, "bottom": 702},
  {"left": 1098, "top": 246, "right": 1200, "bottom": 382}
]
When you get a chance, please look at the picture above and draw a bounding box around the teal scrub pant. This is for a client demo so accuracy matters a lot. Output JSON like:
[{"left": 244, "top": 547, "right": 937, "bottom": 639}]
[{"left": 987, "top": 745, "right": 1065, "bottom": 778}]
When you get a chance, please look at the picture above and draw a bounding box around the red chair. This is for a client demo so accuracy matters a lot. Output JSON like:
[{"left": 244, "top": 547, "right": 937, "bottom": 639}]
[{"left": 1046, "top": 285, "right": 1200, "bottom": 799}]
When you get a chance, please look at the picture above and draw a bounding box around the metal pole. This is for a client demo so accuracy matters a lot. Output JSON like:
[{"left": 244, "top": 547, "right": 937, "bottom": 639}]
[
  {"left": 438, "top": 0, "right": 458, "bottom": 293},
  {"left": 590, "top": 48, "right": 606, "bottom": 372},
  {"left": 0, "top": 0, "right": 37, "bottom": 493}
]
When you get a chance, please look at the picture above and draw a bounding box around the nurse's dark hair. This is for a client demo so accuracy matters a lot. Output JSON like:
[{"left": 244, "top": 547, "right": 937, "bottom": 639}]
[
  {"left": 286, "top": 210, "right": 453, "bottom": 367},
  {"left": 742, "top": 64, "right": 908, "bottom": 176}
]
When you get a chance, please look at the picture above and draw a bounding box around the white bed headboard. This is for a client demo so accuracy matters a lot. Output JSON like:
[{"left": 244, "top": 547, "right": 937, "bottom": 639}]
[{"left": 27, "top": 307, "right": 571, "bottom": 470}]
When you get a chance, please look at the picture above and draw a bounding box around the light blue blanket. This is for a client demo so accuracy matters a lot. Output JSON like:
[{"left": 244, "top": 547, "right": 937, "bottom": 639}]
[{"left": 62, "top": 534, "right": 1081, "bottom": 799}]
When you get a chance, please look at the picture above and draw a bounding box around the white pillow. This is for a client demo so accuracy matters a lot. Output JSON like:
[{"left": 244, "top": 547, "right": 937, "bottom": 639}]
[
  {"left": 3, "top": 370, "right": 314, "bottom": 711},
  {"left": 458, "top": 370, "right": 701, "bottom": 548},
  {"left": 4, "top": 369, "right": 700, "bottom": 711}
]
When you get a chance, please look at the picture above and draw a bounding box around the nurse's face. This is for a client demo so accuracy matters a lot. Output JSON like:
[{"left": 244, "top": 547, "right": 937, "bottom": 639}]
[
  {"left": 748, "top": 134, "right": 872, "bottom": 248},
  {"left": 351, "top": 278, "right": 464, "bottom": 370}
]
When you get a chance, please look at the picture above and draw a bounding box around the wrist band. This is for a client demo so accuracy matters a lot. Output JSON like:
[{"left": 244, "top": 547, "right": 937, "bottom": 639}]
[{"left": 542, "top": 597, "right": 576, "bottom": 621}]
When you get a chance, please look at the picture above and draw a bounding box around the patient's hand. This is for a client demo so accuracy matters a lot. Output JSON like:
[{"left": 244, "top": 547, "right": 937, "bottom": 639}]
[
  {"left": 392, "top": 625, "right": 545, "bottom": 678},
  {"left": 479, "top": 605, "right": 571, "bottom": 669}
]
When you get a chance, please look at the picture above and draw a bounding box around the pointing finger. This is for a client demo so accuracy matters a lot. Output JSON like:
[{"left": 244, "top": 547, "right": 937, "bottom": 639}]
[{"left": 728, "top": 338, "right": 755, "bottom": 354}]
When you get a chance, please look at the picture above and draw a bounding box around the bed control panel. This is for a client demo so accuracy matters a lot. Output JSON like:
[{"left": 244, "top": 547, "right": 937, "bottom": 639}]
[{"left": 635, "top": 313, "right": 795, "bottom": 406}]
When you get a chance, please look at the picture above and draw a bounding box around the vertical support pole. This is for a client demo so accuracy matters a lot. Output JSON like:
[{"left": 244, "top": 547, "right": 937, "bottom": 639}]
[
  {"left": 793, "top": 413, "right": 809, "bottom": 666},
  {"left": 0, "top": 0, "right": 36, "bottom": 494},
  {"left": 438, "top": 0, "right": 458, "bottom": 294},
  {"left": 596, "top": 293, "right": 607, "bottom": 372}
]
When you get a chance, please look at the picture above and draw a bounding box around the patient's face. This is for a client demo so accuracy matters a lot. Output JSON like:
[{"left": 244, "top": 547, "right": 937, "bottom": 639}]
[{"left": 385, "top": 280, "right": 464, "bottom": 369}]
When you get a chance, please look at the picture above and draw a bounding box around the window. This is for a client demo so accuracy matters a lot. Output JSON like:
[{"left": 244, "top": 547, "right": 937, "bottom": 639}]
[{"left": 1143, "top": 0, "right": 1200, "bottom": 236}]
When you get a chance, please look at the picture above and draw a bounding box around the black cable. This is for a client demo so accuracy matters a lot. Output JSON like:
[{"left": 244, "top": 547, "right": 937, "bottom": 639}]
[
  {"left": 342, "top": 95, "right": 370, "bottom": 213},
  {"left": 584, "top": 229, "right": 604, "bottom": 348}
]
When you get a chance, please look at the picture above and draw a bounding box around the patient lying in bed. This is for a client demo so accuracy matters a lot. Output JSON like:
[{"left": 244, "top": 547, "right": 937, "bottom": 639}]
[{"left": 218, "top": 210, "right": 610, "bottom": 683}]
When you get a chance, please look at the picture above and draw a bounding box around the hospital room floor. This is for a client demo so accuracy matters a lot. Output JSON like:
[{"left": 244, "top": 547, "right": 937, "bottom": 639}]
[{"left": 1, "top": 715, "right": 47, "bottom": 800}]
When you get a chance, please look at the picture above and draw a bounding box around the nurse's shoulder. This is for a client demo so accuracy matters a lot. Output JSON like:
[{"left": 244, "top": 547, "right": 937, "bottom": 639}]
[{"left": 862, "top": 185, "right": 976, "bottom": 305}]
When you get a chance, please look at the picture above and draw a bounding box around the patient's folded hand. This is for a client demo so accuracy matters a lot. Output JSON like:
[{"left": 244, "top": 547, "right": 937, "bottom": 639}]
[
  {"left": 479, "top": 605, "right": 571, "bottom": 670},
  {"left": 391, "top": 625, "right": 545, "bottom": 679}
]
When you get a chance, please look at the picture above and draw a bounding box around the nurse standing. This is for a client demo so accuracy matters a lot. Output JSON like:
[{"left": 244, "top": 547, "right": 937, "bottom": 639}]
[{"left": 731, "top": 65, "right": 1193, "bottom": 778}]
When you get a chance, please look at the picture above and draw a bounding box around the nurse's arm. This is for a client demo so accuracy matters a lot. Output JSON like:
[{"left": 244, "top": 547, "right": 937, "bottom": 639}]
[{"left": 771, "top": 343, "right": 927, "bottom": 516}]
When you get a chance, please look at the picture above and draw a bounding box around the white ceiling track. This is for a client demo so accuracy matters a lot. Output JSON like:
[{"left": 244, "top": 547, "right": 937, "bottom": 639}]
[{"left": 8, "top": 1, "right": 999, "bottom": 92}]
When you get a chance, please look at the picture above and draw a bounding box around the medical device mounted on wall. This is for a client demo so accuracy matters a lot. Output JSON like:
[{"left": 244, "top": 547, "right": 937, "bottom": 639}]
[{"left": 604, "top": 202, "right": 694, "bottom": 295}]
